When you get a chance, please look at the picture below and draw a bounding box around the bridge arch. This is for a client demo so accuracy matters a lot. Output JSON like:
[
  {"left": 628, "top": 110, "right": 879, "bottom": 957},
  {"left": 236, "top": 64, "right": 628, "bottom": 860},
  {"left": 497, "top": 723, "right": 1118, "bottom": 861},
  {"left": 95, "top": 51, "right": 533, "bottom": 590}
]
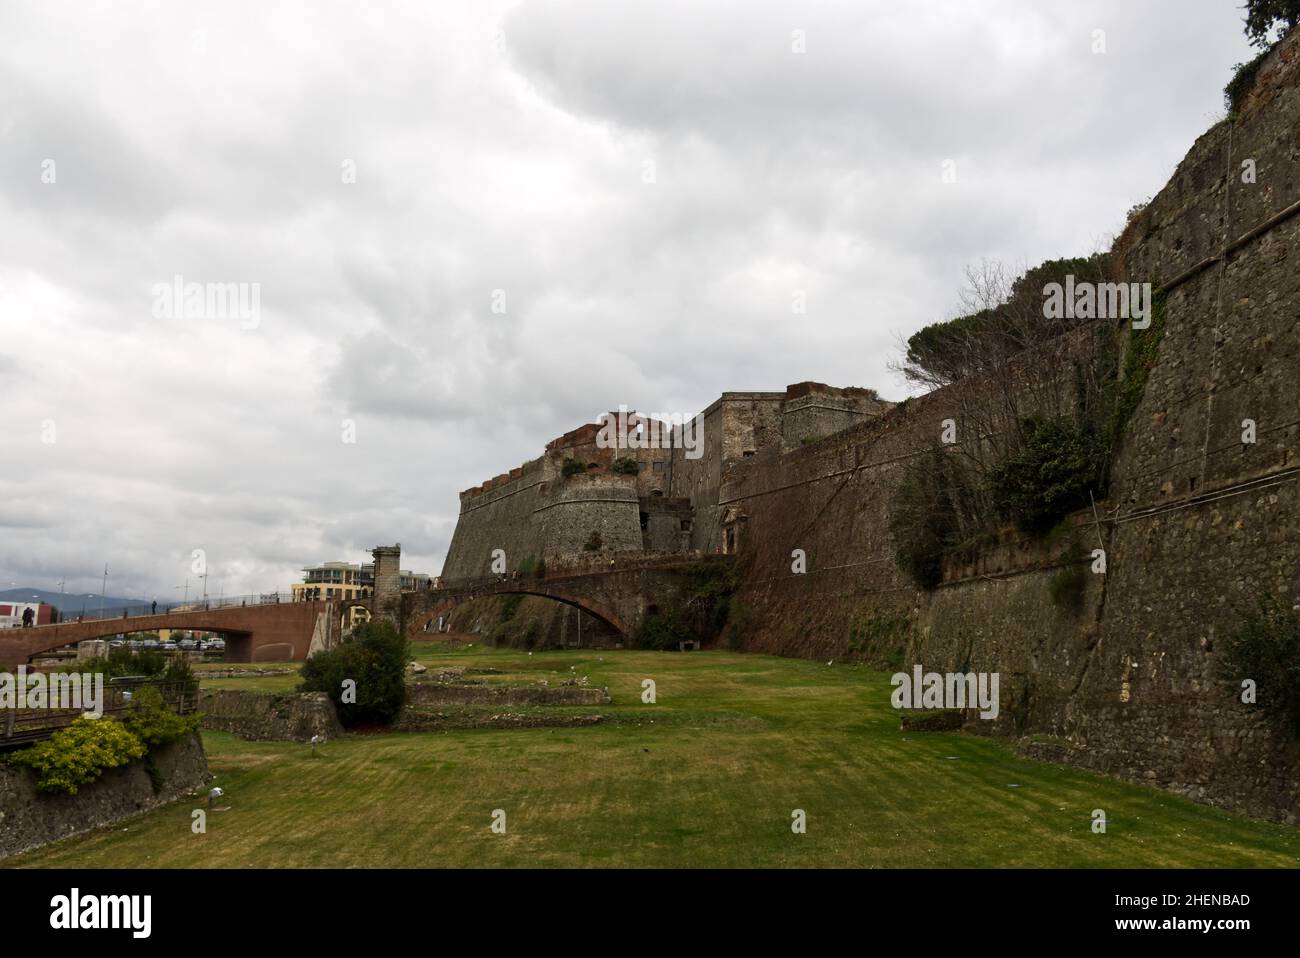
[{"left": 406, "top": 587, "right": 628, "bottom": 641}]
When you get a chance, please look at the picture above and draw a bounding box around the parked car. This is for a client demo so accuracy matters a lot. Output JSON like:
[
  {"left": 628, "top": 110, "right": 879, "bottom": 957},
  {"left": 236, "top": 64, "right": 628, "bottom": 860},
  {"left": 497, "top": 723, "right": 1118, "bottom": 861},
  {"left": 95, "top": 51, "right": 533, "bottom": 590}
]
[
  {"left": 208, "top": 637, "right": 226, "bottom": 651},
  {"left": 108, "top": 638, "right": 126, "bottom": 649},
  {"left": 178, "top": 638, "right": 197, "bottom": 650}
]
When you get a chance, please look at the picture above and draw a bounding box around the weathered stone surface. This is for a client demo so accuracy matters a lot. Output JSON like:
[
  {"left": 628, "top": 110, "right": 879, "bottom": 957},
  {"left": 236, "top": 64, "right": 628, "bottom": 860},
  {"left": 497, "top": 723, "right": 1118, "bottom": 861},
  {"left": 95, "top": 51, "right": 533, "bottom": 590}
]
[
  {"left": 395, "top": 709, "right": 605, "bottom": 732},
  {"left": 199, "top": 689, "right": 343, "bottom": 742},
  {"left": 0, "top": 732, "right": 210, "bottom": 860},
  {"left": 407, "top": 683, "right": 610, "bottom": 706}
]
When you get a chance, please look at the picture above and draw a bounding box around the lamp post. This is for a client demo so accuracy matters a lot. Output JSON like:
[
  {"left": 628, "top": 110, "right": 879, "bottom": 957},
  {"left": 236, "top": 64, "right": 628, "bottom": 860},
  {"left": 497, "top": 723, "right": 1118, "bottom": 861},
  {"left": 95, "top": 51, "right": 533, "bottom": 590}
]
[{"left": 100, "top": 564, "right": 108, "bottom": 615}]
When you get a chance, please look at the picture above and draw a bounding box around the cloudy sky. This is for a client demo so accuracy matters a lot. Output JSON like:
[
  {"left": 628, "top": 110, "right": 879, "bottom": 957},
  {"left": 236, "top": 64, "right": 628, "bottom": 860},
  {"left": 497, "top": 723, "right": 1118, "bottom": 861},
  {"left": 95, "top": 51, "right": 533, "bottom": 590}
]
[{"left": 0, "top": 0, "right": 1257, "bottom": 600}]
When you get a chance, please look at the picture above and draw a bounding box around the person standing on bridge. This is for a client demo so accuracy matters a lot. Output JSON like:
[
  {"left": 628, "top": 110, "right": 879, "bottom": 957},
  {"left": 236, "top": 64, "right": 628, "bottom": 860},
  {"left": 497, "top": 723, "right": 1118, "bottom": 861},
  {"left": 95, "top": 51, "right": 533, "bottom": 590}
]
[
  {"left": 151, "top": 600, "right": 157, "bottom": 615},
  {"left": 21, "top": 607, "right": 34, "bottom": 628}
]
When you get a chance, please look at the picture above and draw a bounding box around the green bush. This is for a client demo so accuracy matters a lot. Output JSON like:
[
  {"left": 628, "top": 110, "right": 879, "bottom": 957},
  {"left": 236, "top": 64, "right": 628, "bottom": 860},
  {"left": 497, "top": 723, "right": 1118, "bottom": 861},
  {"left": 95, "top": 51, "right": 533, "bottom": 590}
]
[
  {"left": 986, "top": 417, "right": 1101, "bottom": 534},
  {"left": 610, "top": 457, "right": 639, "bottom": 475},
  {"left": 122, "top": 685, "right": 202, "bottom": 750},
  {"left": 561, "top": 458, "right": 587, "bottom": 477},
  {"left": 163, "top": 658, "right": 199, "bottom": 697},
  {"left": 1216, "top": 596, "right": 1300, "bottom": 734},
  {"left": 9, "top": 716, "right": 146, "bottom": 795},
  {"left": 633, "top": 609, "right": 699, "bottom": 651},
  {"left": 299, "top": 619, "right": 409, "bottom": 727}
]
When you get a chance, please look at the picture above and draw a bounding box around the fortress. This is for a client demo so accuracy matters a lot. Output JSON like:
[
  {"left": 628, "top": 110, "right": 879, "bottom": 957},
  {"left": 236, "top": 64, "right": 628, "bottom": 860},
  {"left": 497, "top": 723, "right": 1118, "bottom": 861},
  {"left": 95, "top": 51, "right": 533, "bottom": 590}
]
[
  {"left": 442, "top": 383, "right": 891, "bottom": 576},
  {"left": 440, "top": 29, "right": 1300, "bottom": 824}
]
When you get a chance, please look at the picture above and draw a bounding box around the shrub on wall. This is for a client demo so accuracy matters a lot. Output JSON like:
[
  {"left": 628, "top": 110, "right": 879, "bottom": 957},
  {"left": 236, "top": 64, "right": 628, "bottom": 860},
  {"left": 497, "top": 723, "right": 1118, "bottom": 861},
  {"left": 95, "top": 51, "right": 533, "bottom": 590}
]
[
  {"left": 9, "top": 716, "right": 146, "bottom": 795},
  {"left": 561, "top": 458, "right": 587, "bottom": 477},
  {"left": 986, "top": 417, "right": 1101, "bottom": 534},
  {"left": 610, "top": 457, "right": 639, "bottom": 475},
  {"left": 299, "top": 619, "right": 409, "bottom": 727},
  {"left": 1216, "top": 596, "right": 1300, "bottom": 734}
]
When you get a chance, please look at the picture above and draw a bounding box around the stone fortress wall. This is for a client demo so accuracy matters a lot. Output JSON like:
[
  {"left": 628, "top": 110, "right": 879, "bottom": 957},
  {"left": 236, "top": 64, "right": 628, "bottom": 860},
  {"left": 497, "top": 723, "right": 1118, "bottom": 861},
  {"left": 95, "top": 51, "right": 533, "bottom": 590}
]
[{"left": 437, "top": 31, "right": 1299, "bottom": 820}]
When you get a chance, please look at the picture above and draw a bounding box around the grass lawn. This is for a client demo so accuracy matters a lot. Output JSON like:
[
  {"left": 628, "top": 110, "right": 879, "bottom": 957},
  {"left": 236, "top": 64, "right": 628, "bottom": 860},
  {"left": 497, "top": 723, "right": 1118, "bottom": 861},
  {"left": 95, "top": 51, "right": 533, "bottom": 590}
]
[{"left": 8, "top": 644, "right": 1300, "bottom": 868}]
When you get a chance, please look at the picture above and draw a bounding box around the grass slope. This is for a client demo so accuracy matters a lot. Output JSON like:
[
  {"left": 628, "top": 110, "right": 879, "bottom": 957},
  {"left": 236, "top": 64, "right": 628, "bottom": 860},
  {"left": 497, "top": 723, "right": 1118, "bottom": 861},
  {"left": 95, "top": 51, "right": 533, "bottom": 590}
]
[{"left": 8, "top": 644, "right": 1299, "bottom": 868}]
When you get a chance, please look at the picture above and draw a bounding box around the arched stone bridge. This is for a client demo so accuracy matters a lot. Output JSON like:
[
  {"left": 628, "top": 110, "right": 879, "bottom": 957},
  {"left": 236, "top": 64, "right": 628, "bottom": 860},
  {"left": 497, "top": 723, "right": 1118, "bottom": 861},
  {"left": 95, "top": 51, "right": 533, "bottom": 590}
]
[
  {"left": 0, "top": 554, "right": 735, "bottom": 666},
  {"left": 396, "top": 554, "right": 736, "bottom": 641},
  {"left": 0, "top": 599, "right": 337, "bottom": 667}
]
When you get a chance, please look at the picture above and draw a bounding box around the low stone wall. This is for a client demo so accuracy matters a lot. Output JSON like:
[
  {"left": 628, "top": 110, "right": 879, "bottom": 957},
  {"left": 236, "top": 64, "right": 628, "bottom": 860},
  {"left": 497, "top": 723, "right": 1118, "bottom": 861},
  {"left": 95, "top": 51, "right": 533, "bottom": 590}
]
[
  {"left": 396, "top": 709, "right": 605, "bottom": 732},
  {"left": 198, "top": 667, "right": 297, "bottom": 679},
  {"left": 407, "top": 683, "right": 611, "bottom": 707},
  {"left": 199, "top": 689, "right": 342, "bottom": 742},
  {"left": 0, "top": 732, "right": 209, "bottom": 860}
]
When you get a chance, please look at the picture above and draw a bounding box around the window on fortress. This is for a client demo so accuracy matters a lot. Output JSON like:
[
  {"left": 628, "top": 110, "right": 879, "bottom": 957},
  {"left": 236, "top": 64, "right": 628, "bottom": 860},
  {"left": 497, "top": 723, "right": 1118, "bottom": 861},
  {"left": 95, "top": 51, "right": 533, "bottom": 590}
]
[
  {"left": 742, "top": 450, "right": 755, "bottom": 457},
  {"left": 640, "top": 512, "right": 649, "bottom": 530},
  {"left": 652, "top": 461, "right": 666, "bottom": 473}
]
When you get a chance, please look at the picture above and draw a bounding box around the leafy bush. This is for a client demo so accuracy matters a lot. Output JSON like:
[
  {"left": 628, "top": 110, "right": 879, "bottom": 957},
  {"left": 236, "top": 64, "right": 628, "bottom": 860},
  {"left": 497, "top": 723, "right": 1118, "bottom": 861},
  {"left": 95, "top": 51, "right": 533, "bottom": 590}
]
[
  {"left": 163, "top": 658, "right": 199, "bottom": 697},
  {"left": 122, "top": 684, "right": 202, "bottom": 750},
  {"left": 561, "top": 458, "right": 587, "bottom": 477},
  {"left": 9, "top": 716, "right": 146, "bottom": 795},
  {"left": 583, "top": 531, "right": 604, "bottom": 551},
  {"left": 610, "top": 457, "right": 639, "bottom": 475},
  {"left": 986, "top": 417, "right": 1101, "bottom": 534},
  {"left": 299, "top": 619, "right": 409, "bottom": 727},
  {"left": 1216, "top": 596, "right": 1300, "bottom": 734},
  {"left": 1225, "top": 47, "right": 1273, "bottom": 113},
  {"left": 633, "top": 609, "right": 699, "bottom": 651}
]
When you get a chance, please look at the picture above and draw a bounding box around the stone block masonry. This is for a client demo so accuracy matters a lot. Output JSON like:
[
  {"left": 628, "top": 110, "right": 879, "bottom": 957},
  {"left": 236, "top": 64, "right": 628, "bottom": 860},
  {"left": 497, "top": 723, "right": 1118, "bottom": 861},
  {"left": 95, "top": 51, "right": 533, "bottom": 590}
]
[
  {"left": 199, "top": 689, "right": 343, "bottom": 742},
  {"left": 434, "top": 30, "right": 1300, "bottom": 822},
  {"left": 0, "top": 732, "right": 210, "bottom": 860}
]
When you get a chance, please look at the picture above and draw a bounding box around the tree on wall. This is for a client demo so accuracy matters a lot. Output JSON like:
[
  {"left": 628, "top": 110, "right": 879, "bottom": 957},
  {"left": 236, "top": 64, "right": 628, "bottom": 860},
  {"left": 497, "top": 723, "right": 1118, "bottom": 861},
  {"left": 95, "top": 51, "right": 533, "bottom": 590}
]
[{"left": 1243, "top": 0, "right": 1300, "bottom": 48}]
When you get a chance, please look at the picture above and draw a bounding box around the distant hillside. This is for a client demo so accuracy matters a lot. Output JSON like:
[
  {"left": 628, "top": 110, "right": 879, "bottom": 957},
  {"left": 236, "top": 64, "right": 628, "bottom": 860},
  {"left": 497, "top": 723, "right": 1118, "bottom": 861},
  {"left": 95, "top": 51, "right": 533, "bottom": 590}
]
[{"left": 0, "top": 588, "right": 177, "bottom": 613}]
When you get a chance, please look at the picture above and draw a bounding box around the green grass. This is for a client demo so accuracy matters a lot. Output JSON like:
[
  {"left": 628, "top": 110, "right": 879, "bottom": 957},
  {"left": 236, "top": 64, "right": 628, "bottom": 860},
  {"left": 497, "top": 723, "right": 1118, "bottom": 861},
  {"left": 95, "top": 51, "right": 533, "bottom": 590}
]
[{"left": 7, "top": 646, "right": 1299, "bottom": 868}]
